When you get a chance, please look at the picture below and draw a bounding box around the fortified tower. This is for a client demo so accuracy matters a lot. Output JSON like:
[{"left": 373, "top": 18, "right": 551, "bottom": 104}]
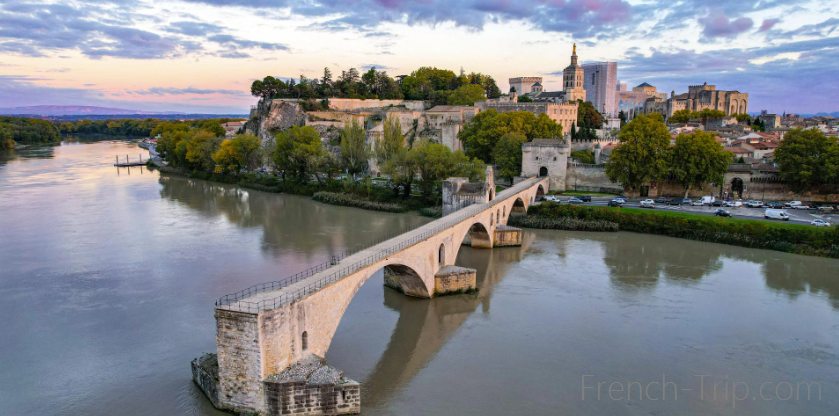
[{"left": 562, "top": 44, "right": 586, "bottom": 103}]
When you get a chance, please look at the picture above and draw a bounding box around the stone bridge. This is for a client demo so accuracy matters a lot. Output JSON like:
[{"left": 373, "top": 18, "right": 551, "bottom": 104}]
[{"left": 204, "top": 176, "right": 548, "bottom": 414}]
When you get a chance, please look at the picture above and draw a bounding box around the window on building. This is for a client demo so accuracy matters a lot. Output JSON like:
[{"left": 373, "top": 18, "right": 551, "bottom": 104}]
[{"left": 302, "top": 331, "right": 308, "bottom": 351}]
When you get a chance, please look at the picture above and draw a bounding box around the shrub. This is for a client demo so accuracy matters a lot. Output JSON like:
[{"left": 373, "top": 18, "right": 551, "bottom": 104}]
[
  {"left": 312, "top": 191, "right": 408, "bottom": 213},
  {"left": 507, "top": 214, "right": 618, "bottom": 232},
  {"left": 418, "top": 206, "right": 443, "bottom": 218},
  {"left": 526, "top": 203, "right": 839, "bottom": 258}
]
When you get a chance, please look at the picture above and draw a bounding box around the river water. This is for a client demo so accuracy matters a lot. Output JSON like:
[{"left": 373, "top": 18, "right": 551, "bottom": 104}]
[{"left": 1, "top": 140, "right": 838, "bottom": 416}]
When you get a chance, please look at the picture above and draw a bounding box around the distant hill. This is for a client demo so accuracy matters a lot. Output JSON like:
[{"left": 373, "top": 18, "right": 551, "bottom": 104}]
[
  {"left": 813, "top": 111, "right": 839, "bottom": 118},
  {"left": 0, "top": 105, "right": 171, "bottom": 116}
]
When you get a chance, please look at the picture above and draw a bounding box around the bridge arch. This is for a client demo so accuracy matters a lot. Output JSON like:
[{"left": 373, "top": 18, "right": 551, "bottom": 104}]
[
  {"left": 511, "top": 197, "right": 527, "bottom": 213},
  {"left": 382, "top": 263, "right": 432, "bottom": 298},
  {"left": 536, "top": 184, "right": 545, "bottom": 197}
]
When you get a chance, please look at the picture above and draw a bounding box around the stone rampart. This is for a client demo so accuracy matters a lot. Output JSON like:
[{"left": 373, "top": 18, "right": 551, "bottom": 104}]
[
  {"left": 327, "top": 98, "right": 429, "bottom": 112},
  {"left": 565, "top": 163, "right": 622, "bottom": 193}
]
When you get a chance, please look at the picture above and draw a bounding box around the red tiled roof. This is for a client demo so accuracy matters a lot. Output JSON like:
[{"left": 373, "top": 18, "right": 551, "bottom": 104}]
[{"left": 725, "top": 147, "right": 752, "bottom": 154}]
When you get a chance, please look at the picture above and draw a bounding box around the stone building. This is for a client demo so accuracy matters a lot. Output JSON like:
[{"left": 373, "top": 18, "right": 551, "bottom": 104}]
[
  {"left": 581, "top": 61, "right": 617, "bottom": 116},
  {"left": 509, "top": 77, "right": 543, "bottom": 96},
  {"left": 667, "top": 83, "right": 748, "bottom": 117},
  {"left": 521, "top": 139, "right": 570, "bottom": 190},
  {"left": 562, "top": 44, "right": 586, "bottom": 103},
  {"left": 478, "top": 100, "right": 577, "bottom": 138}
]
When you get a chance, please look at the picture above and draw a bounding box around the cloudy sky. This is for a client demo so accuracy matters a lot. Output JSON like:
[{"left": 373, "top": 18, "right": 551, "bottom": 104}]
[{"left": 0, "top": 0, "right": 837, "bottom": 114}]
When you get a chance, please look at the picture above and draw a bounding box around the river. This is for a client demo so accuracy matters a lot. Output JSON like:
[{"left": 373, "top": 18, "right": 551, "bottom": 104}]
[{"left": 1, "top": 139, "right": 838, "bottom": 415}]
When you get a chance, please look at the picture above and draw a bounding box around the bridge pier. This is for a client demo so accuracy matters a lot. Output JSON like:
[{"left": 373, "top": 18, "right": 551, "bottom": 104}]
[
  {"left": 494, "top": 225, "right": 522, "bottom": 247},
  {"left": 434, "top": 265, "right": 477, "bottom": 296}
]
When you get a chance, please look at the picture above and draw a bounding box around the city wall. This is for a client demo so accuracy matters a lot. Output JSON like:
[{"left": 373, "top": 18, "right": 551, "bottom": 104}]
[
  {"left": 327, "top": 98, "right": 430, "bottom": 112},
  {"left": 565, "top": 163, "right": 623, "bottom": 193}
]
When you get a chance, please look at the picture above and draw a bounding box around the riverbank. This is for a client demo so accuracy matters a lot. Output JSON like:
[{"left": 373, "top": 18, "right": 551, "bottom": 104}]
[
  {"left": 520, "top": 202, "right": 839, "bottom": 258},
  {"left": 149, "top": 161, "right": 435, "bottom": 213}
]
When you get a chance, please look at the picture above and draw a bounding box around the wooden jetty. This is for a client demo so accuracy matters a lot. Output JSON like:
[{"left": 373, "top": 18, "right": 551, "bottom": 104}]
[{"left": 114, "top": 154, "right": 147, "bottom": 167}]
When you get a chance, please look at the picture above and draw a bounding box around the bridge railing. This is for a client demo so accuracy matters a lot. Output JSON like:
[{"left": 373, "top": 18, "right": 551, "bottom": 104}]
[{"left": 216, "top": 177, "right": 544, "bottom": 313}]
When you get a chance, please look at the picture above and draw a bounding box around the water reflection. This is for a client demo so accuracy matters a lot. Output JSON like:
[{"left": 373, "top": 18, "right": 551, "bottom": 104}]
[
  {"left": 602, "top": 233, "right": 724, "bottom": 288},
  {"left": 157, "top": 173, "right": 429, "bottom": 267},
  {"left": 333, "top": 234, "right": 536, "bottom": 408}
]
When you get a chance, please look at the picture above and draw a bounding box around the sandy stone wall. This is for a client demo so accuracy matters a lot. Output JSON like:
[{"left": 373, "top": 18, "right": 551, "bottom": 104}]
[
  {"left": 565, "top": 163, "right": 623, "bottom": 193},
  {"left": 327, "top": 98, "right": 429, "bottom": 112},
  {"left": 263, "top": 355, "right": 360, "bottom": 415},
  {"left": 434, "top": 266, "right": 476, "bottom": 295},
  {"left": 215, "top": 310, "right": 263, "bottom": 413},
  {"left": 493, "top": 225, "right": 522, "bottom": 247}
]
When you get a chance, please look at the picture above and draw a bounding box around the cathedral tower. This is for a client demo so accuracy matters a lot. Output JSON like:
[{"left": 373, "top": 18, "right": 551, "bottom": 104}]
[{"left": 563, "top": 43, "right": 586, "bottom": 103}]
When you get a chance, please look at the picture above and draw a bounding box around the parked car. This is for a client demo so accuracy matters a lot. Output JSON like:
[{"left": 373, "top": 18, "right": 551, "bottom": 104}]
[
  {"left": 811, "top": 219, "right": 832, "bottom": 227},
  {"left": 745, "top": 200, "right": 764, "bottom": 208},
  {"left": 608, "top": 200, "right": 623, "bottom": 207},
  {"left": 640, "top": 199, "right": 655, "bottom": 208},
  {"left": 712, "top": 200, "right": 724, "bottom": 207},
  {"left": 681, "top": 198, "right": 692, "bottom": 205},
  {"left": 545, "top": 195, "right": 560, "bottom": 202},
  {"left": 765, "top": 209, "right": 790, "bottom": 221},
  {"left": 715, "top": 208, "right": 733, "bottom": 217},
  {"left": 701, "top": 196, "right": 716, "bottom": 205},
  {"left": 614, "top": 197, "right": 628, "bottom": 203},
  {"left": 785, "top": 201, "right": 810, "bottom": 209},
  {"left": 724, "top": 200, "right": 743, "bottom": 207},
  {"left": 691, "top": 200, "right": 704, "bottom": 206},
  {"left": 568, "top": 197, "right": 583, "bottom": 204},
  {"left": 578, "top": 195, "right": 592, "bottom": 202},
  {"left": 655, "top": 197, "right": 668, "bottom": 204},
  {"left": 766, "top": 201, "right": 784, "bottom": 209},
  {"left": 667, "top": 199, "right": 682, "bottom": 206}
]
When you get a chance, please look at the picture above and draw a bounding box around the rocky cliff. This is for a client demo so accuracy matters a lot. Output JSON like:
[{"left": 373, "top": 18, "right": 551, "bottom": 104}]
[{"left": 243, "top": 99, "right": 307, "bottom": 144}]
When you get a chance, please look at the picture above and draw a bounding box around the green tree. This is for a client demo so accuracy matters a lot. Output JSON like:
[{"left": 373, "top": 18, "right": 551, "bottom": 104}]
[
  {"left": 570, "top": 149, "right": 595, "bottom": 164},
  {"left": 517, "top": 95, "right": 533, "bottom": 102},
  {"left": 668, "top": 109, "right": 694, "bottom": 124},
  {"left": 447, "top": 84, "right": 487, "bottom": 105},
  {"left": 458, "top": 110, "right": 563, "bottom": 163},
  {"left": 733, "top": 113, "right": 751, "bottom": 123},
  {"left": 407, "top": 139, "right": 485, "bottom": 198},
  {"left": 185, "top": 131, "right": 223, "bottom": 171},
  {"left": 605, "top": 114, "right": 671, "bottom": 195},
  {"left": 273, "top": 126, "right": 324, "bottom": 181},
  {"left": 618, "top": 110, "right": 627, "bottom": 127},
  {"left": 669, "top": 131, "right": 732, "bottom": 198},
  {"left": 774, "top": 128, "right": 839, "bottom": 193},
  {"left": 339, "top": 119, "right": 370, "bottom": 178},
  {"left": 576, "top": 100, "right": 602, "bottom": 128},
  {"left": 697, "top": 108, "right": 726, "bottom": 124},
  {"left": 377, "top": 116, "right": 406, "bottom": 166},
  {"left": 0, "top": 127, "right": 14, "bottom": 150},
  {"left": 212, "top": 133, "right": 263, "bottom": 173},
  {"left": 492, "top": 132, "right": 526, "bottom": 182}
]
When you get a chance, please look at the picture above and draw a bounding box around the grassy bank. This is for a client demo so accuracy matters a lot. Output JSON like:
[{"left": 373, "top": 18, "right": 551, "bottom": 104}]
[
  {"left": 507, "top": 214, "right": 618, "bottom": 232},
  {"left": 525, "top": 202, "right": 839, "bottom": 258},
  {"left": 150, "top": 163, "right": 435, "bottom": 213}
]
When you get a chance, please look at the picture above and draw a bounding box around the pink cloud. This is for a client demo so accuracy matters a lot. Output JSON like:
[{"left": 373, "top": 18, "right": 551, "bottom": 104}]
[{"left": 759, "top": 18, "right": 780, "bottom": 31}]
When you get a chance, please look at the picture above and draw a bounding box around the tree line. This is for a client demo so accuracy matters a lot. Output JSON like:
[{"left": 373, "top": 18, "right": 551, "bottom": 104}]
[
  {"left": 155, "top": 117, "right": 486, "bottom": 199},
  {"left": 251, "top": 66, "right": 502, "bottom": 106},
  {"left": 605, "top": 114, "right": 732, "bottom": 197},
  {"left": 774, "top": 128, "right": 839, "bottom": 193},
  {"left": 57, "top": 118, "right": 244, "bottom": 137},
  {"left": 0, "top": 117, "right": 61, "bottom": 149}
]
